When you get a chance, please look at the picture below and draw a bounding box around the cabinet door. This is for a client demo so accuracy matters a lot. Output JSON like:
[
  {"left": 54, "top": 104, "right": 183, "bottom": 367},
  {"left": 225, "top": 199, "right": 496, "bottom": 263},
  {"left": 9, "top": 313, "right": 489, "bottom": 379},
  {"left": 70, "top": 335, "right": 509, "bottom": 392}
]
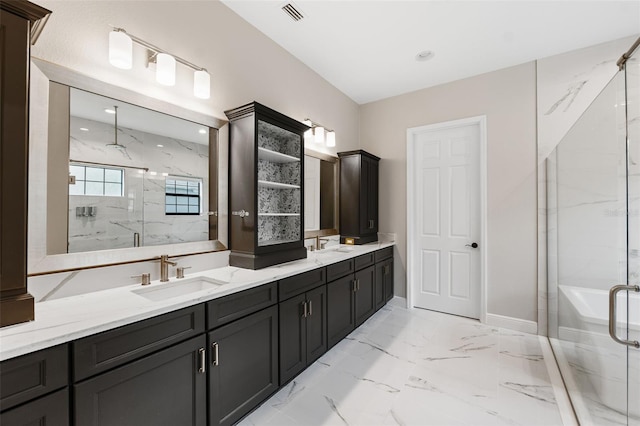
[
  {"left": 0, "top": 388, "right": 69, "bottom": 426},
  {"left": 327, "top": 275, "right": 355, "bottom": 348},
  {"left": 384, "top": 259, "right": 394, "bottom": 302},
  {"left": 75, "top": 335, "right": 207, "bottom": 426},
  {"left": 306, "top": 285, "right": 327, "bottom": 364},
  {"left": 368, "top": 158, "right": 379, "bottom": 234},
  {"left": 374, "top": 262, "right": 386, "bottom": 311},
  {"left": 355, "top": 266, "right": 376, "bottom": 327},
  {"left": 279, "top": 294, "right": 306, "bottom": 385},
  {"left": 209, "top": 305, "right": 278, "bottom": 426}
]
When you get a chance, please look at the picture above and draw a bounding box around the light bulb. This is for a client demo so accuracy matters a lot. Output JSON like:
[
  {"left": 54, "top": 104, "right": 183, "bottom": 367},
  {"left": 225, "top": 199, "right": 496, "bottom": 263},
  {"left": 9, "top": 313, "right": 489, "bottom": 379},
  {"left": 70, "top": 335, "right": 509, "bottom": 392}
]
[
  {"left": 156, "top": 53, "right": 176, "bottom": 86},
  {"left": 193, "top": 70, "right": 210, "bottom": 99},
  {"left": 326, "top": 131, "right": 336, "bottom": 147},
  {"left": 314, "top": 126, "right": 325, "bottom": 144},
  {"left": 109, "top": 30, "right": 132, "bottom": 70},
  {"left": 304, "top": 129, "right": 313, "bottom": 145}
]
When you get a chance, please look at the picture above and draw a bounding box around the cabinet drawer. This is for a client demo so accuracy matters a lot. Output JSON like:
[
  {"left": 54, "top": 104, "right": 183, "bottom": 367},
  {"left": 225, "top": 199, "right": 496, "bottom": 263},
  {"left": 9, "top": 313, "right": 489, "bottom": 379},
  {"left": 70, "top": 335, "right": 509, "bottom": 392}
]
[
  {"left": 73, "top": 304, "right": 204, "bottom": 381},
  {"left": 279, "top": 268, "right": 326, "bottom": 302},
  {"left": 375, "top": 247, "right": 393, "bottom": 262},
  {"left": 0, "top": 344, "right": 68, "bottom": 411},
  {"left": 326, "top": 259, "right": 354, "bottom": 282},
  {"left": 354, "top": 253, "right": 375, "bottom": 271},
  {"left": 0, "top": 388, "right": 69, "bottom": 425},
  {"left": 207, "top": 282, "right": 277, "bottom": 329}
]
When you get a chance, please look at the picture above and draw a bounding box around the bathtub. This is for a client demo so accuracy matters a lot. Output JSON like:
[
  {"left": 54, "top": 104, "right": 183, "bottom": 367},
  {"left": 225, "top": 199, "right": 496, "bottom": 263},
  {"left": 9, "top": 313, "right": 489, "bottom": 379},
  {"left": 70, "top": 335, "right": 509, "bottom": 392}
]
[{"left": 557, "top": 285, "right": 640, "bottom": 418}]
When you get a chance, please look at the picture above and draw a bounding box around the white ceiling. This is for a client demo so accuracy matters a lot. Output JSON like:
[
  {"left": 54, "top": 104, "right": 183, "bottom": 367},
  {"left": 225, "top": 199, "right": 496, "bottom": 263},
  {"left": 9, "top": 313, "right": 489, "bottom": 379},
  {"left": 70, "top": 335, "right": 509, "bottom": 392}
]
[{"left": 221, "top": 0, "right": 640, "bottom": 104}]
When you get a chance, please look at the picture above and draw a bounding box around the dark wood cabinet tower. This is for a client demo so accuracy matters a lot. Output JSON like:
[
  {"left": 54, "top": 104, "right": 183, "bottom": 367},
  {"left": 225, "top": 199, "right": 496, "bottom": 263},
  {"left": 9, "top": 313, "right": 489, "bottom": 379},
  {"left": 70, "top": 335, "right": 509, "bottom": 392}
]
[
  {"left": 225, "top": 102, "right": 309, "bottom": 269},
  {"left": 338, "top": 150, "right": 380, "bottom": 245},
  {"left": 0, "top": 0, "right": 51, "bottom": 327}
]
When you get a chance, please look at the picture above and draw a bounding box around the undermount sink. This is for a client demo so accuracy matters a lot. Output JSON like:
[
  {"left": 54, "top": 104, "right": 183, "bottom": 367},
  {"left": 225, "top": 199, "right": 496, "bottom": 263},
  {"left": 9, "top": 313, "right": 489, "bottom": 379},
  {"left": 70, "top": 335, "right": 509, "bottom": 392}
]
[
  {"left": 132, "top": 276, "right": 226, "bottom": 302},
  {"left": 314, "top": 246, "right": 355, "bottom": 254}
]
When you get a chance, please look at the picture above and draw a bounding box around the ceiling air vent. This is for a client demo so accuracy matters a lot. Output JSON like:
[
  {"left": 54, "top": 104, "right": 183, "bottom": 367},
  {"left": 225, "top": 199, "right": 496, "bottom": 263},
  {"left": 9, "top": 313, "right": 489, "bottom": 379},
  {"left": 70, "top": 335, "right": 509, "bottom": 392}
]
[{"left": 281, "top": 3, "right": 304, "bottom": 22}]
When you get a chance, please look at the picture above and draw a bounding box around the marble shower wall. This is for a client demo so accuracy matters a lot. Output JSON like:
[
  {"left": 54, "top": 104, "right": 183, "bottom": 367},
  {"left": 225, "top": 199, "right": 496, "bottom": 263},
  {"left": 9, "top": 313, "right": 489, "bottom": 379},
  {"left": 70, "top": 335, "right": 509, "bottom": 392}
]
[
  {"left": 536, "top": 35, "right": 638, "bottom": 335},
  {"left": 68, "top": 116, "right": 209, "bottom": 252}
]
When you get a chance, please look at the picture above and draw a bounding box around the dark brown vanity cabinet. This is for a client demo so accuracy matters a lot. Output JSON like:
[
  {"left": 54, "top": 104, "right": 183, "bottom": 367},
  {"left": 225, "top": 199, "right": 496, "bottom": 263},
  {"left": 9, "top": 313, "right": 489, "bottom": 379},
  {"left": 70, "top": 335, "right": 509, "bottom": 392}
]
[
  {"left": 0, "top": 0, "right": 50, "bottom": 327},
  {"left": 278, "top": 269, "right": 327, "bottom": 385},
  {"left": 338, "top": 150, "right": 380, "bottom": 245},
  {"left": 326, "top": 257, "right": 377, "bottom": 348},
  {"left": 0, "top": 344, "right": 69, "bottom": 425},
  {"left": 208, "top": 305, "right": 279, "bottom": 426},
  {"left": 72, "top": 305, "right": 207, "bottom": 425},
  {"left": 75, "top": 335, "right": 207, "bottom": 426},
  {"left": 225, "top": 102, "right": 310, "bottom": 270},
  {"left": 375, "top": 247, "right": 395, "bottom": 305}
]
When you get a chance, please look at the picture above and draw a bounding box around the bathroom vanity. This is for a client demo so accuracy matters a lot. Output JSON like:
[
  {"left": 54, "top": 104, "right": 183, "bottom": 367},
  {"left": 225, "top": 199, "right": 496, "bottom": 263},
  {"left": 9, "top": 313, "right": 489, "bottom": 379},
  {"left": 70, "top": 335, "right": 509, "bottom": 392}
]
[{"left": 0, "top": 243, "right": 394, "bottom": 426}]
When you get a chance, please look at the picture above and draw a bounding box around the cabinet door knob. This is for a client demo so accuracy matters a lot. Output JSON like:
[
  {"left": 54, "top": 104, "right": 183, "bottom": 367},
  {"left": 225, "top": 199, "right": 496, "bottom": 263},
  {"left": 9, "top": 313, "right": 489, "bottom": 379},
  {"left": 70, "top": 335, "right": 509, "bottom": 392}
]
[
  {"left": 211, "top": 342, "right": 219, "bottom": 366},
  {"left": 198, "top": 348, "right": 206, "bottom": 374}
]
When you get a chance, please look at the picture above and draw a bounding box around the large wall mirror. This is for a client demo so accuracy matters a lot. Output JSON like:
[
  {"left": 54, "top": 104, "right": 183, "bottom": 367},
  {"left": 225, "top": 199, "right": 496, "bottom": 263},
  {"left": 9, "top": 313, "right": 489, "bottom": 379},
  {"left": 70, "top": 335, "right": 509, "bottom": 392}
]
[
  {"left": 304, "top": 149, "right": 339, "bottom": 238},
  {"left": 28, "top": 59, "right": 227, "bottom": 275}
]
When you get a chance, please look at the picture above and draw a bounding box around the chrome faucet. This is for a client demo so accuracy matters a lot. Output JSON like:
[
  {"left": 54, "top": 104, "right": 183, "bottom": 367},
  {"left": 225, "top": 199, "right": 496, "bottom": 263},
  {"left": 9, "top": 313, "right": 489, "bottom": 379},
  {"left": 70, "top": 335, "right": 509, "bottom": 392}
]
[
  {"left": 158, "top": 255, "right": 177, "bottom": 282},
  {"left": 316, "top": 236, "right": 330, "bottom": 250}
]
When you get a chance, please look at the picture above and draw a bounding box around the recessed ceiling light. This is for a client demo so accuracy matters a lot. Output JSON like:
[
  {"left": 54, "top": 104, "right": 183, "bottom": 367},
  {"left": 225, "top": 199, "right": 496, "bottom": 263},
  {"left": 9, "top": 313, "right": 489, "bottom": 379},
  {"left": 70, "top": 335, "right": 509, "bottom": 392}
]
[
  {"left": 415, "top": 50, "right": 435, "bottom": 62},
  {"left": 80, "top": 127, "right": 89, "bottom": 131},
  {"left": 199, "top": 129, "right": 207, "bottom": 134},
  {"left": 157, "top": 144, "right": 164, "bottom": 148},
  {"left": 104, "top": 108, "right": 116, "bottom": 114}
]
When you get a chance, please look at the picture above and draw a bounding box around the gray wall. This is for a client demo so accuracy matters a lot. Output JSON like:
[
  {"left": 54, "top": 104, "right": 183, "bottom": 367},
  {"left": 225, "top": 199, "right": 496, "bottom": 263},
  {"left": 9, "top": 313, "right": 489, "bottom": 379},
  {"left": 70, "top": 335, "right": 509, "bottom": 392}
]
[{"left": 359, "top": 62, "right": 538, "bottom": 322}]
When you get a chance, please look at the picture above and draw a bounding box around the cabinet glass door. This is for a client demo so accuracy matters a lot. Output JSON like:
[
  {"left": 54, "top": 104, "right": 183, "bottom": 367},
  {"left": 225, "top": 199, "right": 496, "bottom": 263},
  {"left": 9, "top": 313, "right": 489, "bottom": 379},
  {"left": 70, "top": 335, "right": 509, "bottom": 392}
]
[{"left": 256, "top": 120, "right": 302, "bottom": 247}]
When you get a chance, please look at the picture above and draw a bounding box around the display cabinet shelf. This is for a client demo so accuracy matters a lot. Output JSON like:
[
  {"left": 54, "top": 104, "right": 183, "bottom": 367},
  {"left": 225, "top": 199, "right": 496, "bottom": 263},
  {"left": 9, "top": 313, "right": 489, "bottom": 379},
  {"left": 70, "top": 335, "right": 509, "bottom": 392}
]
[
  {"left": 258, "top": 147, "right": 300, "bottom": 163},
  {"left": 258, "top": 213, "right": 300, "bottom": 217},
  {"left": 258, "top": 180, "right": 300, "bottom": 190}
]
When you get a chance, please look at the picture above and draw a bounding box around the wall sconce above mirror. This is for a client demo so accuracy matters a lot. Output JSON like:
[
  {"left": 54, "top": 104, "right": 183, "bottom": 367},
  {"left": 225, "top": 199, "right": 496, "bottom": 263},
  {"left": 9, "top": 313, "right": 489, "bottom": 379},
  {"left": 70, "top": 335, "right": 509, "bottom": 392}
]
[
  {"left": 303, "top": 119, "right": 336, "bottom": 148},
  {"left": 28, "top": 59, "right": 227, "bottom": 275},
  {"left": 109, "top": 27, "right": 211, "bottom": 99}
]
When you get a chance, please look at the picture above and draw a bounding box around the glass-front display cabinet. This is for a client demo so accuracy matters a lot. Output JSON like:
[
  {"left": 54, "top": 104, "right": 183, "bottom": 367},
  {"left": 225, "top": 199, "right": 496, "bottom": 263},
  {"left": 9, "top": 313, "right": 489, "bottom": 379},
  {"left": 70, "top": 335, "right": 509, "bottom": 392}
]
[{"left": 225, "top": 102, "right": 308, "bottom": 269}]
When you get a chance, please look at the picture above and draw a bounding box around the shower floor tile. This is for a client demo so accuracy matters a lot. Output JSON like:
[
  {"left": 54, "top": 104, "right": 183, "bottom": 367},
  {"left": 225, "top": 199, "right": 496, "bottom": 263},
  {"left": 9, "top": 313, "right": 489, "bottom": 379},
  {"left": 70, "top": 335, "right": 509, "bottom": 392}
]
[{"left": 239, "top": 302, "right": 569, "bottom": 426}]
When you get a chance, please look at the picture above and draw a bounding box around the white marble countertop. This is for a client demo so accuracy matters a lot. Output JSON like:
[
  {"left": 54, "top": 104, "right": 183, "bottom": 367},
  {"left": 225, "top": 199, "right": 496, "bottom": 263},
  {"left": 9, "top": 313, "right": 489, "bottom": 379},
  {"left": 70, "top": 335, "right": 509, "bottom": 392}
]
[{"left": 0, "top": 242, "right": 394, "bottom": 361}]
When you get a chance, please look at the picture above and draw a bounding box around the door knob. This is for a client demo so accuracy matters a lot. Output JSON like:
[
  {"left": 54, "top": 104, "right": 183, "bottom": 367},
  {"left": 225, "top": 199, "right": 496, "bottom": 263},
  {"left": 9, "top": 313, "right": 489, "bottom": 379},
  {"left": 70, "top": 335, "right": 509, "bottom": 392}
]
[{"left": 465, "top": 242, "right": 478, "bottom": 248}]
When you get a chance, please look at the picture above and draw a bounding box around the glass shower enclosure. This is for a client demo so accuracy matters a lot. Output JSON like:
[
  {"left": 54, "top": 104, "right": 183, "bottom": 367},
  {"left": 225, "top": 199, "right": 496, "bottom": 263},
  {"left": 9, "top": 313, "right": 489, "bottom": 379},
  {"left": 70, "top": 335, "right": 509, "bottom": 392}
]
[{"left": 547, "top": 41, "right": 639, "bottom": 425}]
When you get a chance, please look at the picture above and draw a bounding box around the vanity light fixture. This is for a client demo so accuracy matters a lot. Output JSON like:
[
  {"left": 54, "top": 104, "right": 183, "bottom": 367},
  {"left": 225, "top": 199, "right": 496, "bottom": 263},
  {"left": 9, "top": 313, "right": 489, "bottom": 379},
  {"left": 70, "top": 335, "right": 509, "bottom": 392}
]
[
  {"left": 108, "top": 27, "right": 212, "bottom": 99},
  {"left": 304, "top": 119, "right": 336, "bottom": 148}
]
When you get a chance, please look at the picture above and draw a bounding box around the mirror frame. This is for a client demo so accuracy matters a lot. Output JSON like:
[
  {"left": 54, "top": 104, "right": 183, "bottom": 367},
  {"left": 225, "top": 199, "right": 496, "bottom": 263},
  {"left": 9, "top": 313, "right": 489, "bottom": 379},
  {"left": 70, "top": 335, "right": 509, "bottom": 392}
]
[
  {"left": 28, "top": 58, "right": 227, "bottom": 275},
  {"left": 303, "top": 148, "right": 339, "bottom": 239}
]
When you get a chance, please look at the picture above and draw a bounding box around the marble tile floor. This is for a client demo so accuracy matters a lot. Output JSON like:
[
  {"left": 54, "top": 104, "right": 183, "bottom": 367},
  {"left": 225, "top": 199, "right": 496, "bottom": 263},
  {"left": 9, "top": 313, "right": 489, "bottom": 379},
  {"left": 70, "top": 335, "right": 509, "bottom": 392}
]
[{"left": 239, "top": 301, "right": 572, "bottom": 426}]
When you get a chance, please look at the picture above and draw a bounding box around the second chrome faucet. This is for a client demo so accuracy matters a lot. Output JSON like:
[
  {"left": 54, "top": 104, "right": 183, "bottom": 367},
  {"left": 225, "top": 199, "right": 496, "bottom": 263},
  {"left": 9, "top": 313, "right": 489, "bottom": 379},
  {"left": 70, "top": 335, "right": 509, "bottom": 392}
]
[{"left": 159, "top": 255, "right": 178, "bottom": 282}]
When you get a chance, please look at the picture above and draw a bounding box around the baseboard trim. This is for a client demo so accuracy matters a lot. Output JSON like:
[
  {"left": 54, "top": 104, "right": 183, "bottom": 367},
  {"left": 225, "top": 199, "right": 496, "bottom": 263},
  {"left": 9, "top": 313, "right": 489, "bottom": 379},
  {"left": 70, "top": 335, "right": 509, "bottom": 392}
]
[{"left": 485, "top": 313, "right": 537, "bottom": 334}]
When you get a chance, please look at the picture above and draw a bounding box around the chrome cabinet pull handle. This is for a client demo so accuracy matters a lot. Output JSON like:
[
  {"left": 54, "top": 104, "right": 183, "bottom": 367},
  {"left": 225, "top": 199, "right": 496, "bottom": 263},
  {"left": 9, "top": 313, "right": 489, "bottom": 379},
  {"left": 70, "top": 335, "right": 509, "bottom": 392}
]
[
  {"left": 352, "top": 280, "right": 357, "bottom": 292},
  {"left": 302, "top": 301, "right": 308, "bottom": 318},
  {"left": 609, "top": 284, "right": 640, "bottom": 348},
  {"left": 212, "top": 342, "right": 219, "bottom": 366},
  {"left": 232, "top": 209, "right": 249, "bottom": 218},
  {"left": 308, "top": 300, "right": 312, "bottom": 316},
  {"left": 198, "top": 348, "right": 206, "bottom": 373}
]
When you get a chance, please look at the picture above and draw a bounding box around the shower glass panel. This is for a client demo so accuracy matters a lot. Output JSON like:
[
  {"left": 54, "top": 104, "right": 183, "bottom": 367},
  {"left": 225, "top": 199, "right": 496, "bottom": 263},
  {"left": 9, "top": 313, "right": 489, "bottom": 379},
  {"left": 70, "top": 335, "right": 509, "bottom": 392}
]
[
  {"left": 547, "top": 45, "right": 639, "bottom": 425},
  {"left": 626, "top": 50, "right": 640, "bottom": 426}
]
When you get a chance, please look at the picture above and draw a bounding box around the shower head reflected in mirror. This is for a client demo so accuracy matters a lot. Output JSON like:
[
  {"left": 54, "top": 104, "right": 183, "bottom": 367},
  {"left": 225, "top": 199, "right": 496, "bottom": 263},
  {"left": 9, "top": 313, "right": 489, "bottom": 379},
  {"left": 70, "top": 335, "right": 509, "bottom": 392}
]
[{"left": 105, "top": 105, "right": 126, "bottom": 150}]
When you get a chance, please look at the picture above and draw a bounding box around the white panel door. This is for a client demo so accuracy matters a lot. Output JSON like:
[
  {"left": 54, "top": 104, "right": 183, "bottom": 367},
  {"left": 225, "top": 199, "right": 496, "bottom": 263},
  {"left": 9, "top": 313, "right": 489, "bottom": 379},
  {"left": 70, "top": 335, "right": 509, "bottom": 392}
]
[{"left": 412, "top": 123, "right": 480, "bottom": 319}]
